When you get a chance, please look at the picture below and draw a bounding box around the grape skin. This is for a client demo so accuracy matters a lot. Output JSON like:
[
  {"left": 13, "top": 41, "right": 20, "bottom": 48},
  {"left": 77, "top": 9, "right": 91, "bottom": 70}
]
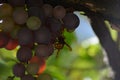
[
  {"left": 17, "top": 27, "right": 34, "bottom": 46},
  {"left": 17, "top": 46, "right": 32, "bottom": 62},
  {"left": 42, "top": 4, "right": 53, "bottom": 17},
  {"left": 0, "top": 3, "right": 13, "bottom": 18},
  {"left": 12, "top": 63, "right": 25, "bottom": 77},
  {"left": 0, "top": 32, "right": 9, "bottom": 48},
  {"left": 13, "top": 8, "right": 28, "bottom": 25},
  {"left": 34, "top": 27, "right": 52, "bottom": 44},
  {"left": 35, "top": 44, "right": 54, "bottom": 58},
  {"left": 21, "top": 74, "right": 35, "bottom": 80},
  {"left": 53, "top": 5, "right": 66, "bottom": 20},
  {"left": 63, "top": 13, "right": 80, "bottom": 32},
  {"left": 26, "top": 16, "right": 41, "bottom": 30}
]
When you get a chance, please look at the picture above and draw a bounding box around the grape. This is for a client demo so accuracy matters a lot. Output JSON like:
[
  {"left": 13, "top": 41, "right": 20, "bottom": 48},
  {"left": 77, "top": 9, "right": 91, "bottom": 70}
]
[
  {"left": 46, "top": 17, "right": 62, "bottom": 37},
  {"left": 12, "top": 63, "right": 25, "bottom": 77},
  {"left": 35, "top": 44, "right": 54, "bottom": 58},
  {"left": 63, "top": 13, "right": 80, "bottom": 32},
  {"left": 29, "top": 56, "right": 40, "bottom": 63},
  {"left": 53, "top": 5, "right": 66, "bottom": 19},
  {"left": 0, "top": 17, "right": 15, "bottom": 32},
  {"left": 29, "top": 56, "right": 46, "bottom": 74},
  {"left": 42, "top": 4, "right": 53, "bottom": 17},
  {"left": 10, "top": 24, "right": 21, "bottom": 39},
  {"left": 26, "top": 63, "right": 39, "bottom": 75},
  {"left": 5, "top": 38, "right": 18, "bottom": 50},
  {"left": 37, "top": 58, "right": 46, "bottom": 74},
  {"left": 13, "top": 8, "right": 28, "bottom": 24},
  {"left": 34, "top": 27, "right": 52, "bottom": 44},
  {"left": 26, "top": 0, "right": 43, "bottom": 8},
  {"left": 17, "top": 46, "right": 32, "bottom": 62},
  {"left": 28, "top": 7, "right": 45, "bottom": 23},
  {"left": 26, "top": 16, "right": 41, "bottom": 30},
  {"left": 0, "top": 32, "right": 9, "bottom": 48},
  {"left": 37, "top": 73, "right": 52, "bottom": 80},
  {"left": 0, "top": 3, "right": 13, "bottom": 18},
  {"left": 21, "top": 74, "right": 35, "bottom": 80},
  {"left": 17, "top": 27, "right": 34, "bottom": 46},
  {"left": 7, "top": 0, "right": 25, "bottom": 7}
]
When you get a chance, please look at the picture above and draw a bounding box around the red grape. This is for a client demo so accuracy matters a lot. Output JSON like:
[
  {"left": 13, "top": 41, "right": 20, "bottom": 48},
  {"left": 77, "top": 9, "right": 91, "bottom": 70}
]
[{"left": 5, "top": 38, "right": 18, "bottom": 50}]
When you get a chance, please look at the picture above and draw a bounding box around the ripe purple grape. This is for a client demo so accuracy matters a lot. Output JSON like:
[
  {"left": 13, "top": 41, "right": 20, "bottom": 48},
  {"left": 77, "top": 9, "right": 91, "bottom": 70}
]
[
  {"left": 17, "top": 46, "right": 32, "bottom": 62},
  {"left": 42, "top": 4, "right": 53, "bottom": 17},
  {"left": 34, "top": 27, "right": 52, "bottom": 44},
  {"left": 12, "top": 63, "right": 25, "bottom": 77},
  {"left": 63, "top": 13, "right": 80, "bottom": 32},
  {"left": 46, "top": 17, "right": 62, "bottom": 37},
  {"left": 35, "top": 44, "right": 54, "bottom": 58},
  {"left": 13, "top": 8, "right": 28, "bottom": 24},
  {"left": 17, "top": 27, "right": 34, "bottom": 46}
]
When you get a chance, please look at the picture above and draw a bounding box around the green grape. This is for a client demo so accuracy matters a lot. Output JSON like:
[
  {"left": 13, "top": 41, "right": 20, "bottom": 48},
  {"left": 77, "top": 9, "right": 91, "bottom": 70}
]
[
  {"left": 26, "top": 63, "right": 39, "bottom": 75},
  {"left": 26, "top": 16, "right": 41, "bottom": 30}
]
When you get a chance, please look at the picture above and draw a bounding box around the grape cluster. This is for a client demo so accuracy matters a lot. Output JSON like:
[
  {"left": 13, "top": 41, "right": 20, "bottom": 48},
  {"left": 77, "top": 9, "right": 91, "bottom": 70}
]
[{"left": 0, "top": 0, "right": 80, "bottom": 80}]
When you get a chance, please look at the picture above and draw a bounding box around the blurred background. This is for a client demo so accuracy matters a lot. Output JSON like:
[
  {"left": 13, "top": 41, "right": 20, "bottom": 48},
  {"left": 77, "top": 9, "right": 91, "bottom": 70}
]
[{"left": 0, "top": 11, "right": 117, "bottom": 80}]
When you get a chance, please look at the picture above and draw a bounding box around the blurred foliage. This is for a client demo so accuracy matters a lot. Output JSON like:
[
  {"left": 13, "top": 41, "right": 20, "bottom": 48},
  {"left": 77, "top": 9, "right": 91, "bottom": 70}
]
[{"left": 0, "top": 30, "right": 113, "bottom": 80}]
